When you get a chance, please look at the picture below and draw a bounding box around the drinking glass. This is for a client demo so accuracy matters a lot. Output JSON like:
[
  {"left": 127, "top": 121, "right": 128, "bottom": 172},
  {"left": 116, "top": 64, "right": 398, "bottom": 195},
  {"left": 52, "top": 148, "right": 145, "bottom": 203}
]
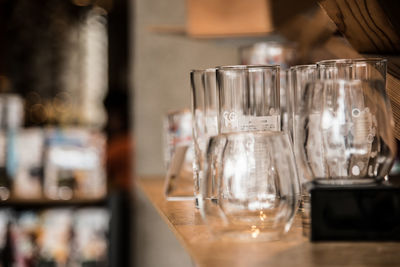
[
  {"left": 291, "top": 64, "right": 317, "bottom": 147},
  {"left": 294, "top": 79, "right": 396, "bottom": 185},
  {"left": 280, "top": 69, "right": 293, "bottom": 137},
  {"left": 200, "top": 131, "right": 300, "bottom": 241},
  {"left": 317, "top": 58, "right": 387, "bottom": 83},
  {"left": 217, "top": 65, "right": 280, "bottom": 134},
  {"left": 290, "top": 65, "right": 317, "bottom": 232},
  {"left": 191, "top": 68, "right": 218, "bottom": 207},
  {"left": 317, "top": 59, "right": 353, "bottom": 80},
  {"left": 352, "top": 58, "right": 387, "bottom": 82},
  {"left": 163, "top": 109, "right": 194, "bottom": 200}
]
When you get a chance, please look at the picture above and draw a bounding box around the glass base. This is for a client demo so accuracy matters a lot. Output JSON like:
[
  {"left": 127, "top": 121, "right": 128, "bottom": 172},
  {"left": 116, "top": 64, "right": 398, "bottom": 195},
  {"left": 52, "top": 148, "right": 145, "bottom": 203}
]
[
  {"left": 165, "top": 196, "right": 195, "bottom": 201},
  {"left": 314, "top": 177, "right": 381, "bottom": 186},
  {"left": 211, "top": 227, "right": 285, "bottom": 242}
]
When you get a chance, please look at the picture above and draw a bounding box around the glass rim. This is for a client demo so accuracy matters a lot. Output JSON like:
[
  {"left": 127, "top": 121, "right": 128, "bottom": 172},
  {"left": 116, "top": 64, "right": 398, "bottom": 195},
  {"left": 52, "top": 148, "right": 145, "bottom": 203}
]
[
  {"left": 216, "top": 64, "right": 280, "bottom": 70},
  {"left": 352, "top": 57, "right": 387, "bottom": 64},
  {"left": 290, "top": 64, "right": 317, "bottom": 70},
  {"left": 216, "top": 65, "right": 247, "bottom": 70},
  {"left": 204, "top": 68, "right": 216, "bottom": 73},
  {"left": 316, "top": 59, "right": 353, "bottom": 66},
  {"left": 190, "top": 68, "right": 216, "bottom": 73},
  {"left": 317, "top": 58, "right": 387, "bottom": 66},
  {"left": 247, "top": 64, "right": 280, "bottom": 69}
]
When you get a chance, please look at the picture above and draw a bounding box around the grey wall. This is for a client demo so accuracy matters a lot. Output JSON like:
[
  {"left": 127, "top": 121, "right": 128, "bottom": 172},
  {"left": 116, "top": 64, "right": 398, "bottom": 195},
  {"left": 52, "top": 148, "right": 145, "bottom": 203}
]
[
  {"left": 131, "top": 1, "right": 280, "bottom": 266},
  {"left": 133, "top": 0, "right": 249, "bottom": 176},
  {"left": 132, "top": 1, "right": 236, "bottom": 266},
  {"left": 133, "top": 0, "right": 280, "bottom": 176}
]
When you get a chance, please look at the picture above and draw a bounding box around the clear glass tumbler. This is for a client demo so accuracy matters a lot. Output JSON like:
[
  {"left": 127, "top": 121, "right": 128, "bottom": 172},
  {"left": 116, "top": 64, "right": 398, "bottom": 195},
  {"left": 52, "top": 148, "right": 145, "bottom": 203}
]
[
  {"left": 280, "top": 69, "right": 293, "bottom": 138},
  {"left": 294, "top": 79, "right": 396, "bottom": 185},
  {"left": 317, "top": 59, "right": 353, "bottom": 80},
  {"left": 290, "top": 64, "right": 317, "bottom": 147},
  {"left": 191, "top": 68, "right": 218, "bottom": 208},
  {"left": 317, "top": 58, "right": 387, "bottom": 83},
  {"left": 163, "top": 109, "right": 195, "bottom": 200},
  {"left": 290, "top": 65, "right": 318, "bottom": 233},
  {"left": 217, "top": 65, "right": 280, "bottom": 134},
  {"left": 200, "top": 131, "right": 300, "bottom": 241}
]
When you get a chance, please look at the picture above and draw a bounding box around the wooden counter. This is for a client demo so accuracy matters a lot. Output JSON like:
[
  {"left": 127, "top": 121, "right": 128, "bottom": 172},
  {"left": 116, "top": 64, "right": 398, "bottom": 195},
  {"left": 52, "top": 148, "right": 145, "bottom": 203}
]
[{"left": 137, "top": 176, "right": 400, "bottom": 267}]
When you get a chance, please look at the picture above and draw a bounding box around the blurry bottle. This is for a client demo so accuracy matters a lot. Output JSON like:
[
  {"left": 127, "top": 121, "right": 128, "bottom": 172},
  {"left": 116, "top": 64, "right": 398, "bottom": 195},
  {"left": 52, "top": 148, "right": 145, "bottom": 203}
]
[{"left": 0, "top": 93, "right": 25, "bottom": 200}]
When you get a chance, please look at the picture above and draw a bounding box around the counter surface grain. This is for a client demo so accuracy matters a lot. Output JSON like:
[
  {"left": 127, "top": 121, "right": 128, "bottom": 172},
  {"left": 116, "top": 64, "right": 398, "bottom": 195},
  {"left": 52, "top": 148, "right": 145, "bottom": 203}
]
[{"left": 137, "top": 176, "right": 400, "bottom": 267}]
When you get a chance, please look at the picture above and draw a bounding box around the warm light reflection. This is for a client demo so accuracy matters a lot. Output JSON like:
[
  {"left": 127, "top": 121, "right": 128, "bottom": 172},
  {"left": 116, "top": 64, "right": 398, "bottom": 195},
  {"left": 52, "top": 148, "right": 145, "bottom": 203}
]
[
  {"left": 224, "top": 153, "right": 249, "bottom": 199},
  {"left": 259, "top": 211, "right": 267, "bottom": 221},
  {"left": 251, "top": 225, "right": 260, "bottom": 238}
]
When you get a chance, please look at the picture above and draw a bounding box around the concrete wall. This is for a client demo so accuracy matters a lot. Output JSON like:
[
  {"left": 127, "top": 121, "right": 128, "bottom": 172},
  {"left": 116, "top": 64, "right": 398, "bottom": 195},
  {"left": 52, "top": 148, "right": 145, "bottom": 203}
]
[
  {"left": 132, "top": 0, "right": 262, "bottom": 176},
  {"left": 131, "top": 0, "right": 280, "bottom": 266}
]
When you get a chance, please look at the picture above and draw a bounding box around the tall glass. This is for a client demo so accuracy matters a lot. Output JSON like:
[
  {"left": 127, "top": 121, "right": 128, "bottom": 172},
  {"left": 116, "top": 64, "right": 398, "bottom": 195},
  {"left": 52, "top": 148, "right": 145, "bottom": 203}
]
[
  {"left": 352, "top": 58, "right": 387, "bottom": 86},
  {"left": 217, "top": 65, "right": 280, "bottom": 134},
  {"left": 295, "top": 79, "right": 396, "bottom": 185},
  {"left": 163, "top": 109, "right": 195, "bottom": 200},
  {"left": 316, "top": 58, "right": 389, "bottom": 178},
  {"left": 291, "top": 64, "right": 317, "bottom": 146},
  {"left": 281, "top": 69, "right": 293, "bottom": 137},
  {"left": 200, "top": 131, "right": 300, "bottom": 241},
  {"left": 317, "top": 58, "right": 387, "bottom": 83},
  {"left": 289, "top": 65, "right": 317, "bottom": 234},
  {"left": 317, "top": 59, "right": 353, "bottom": 80},
  {"left": 191, "top": 68, "right": 218, "bottom": 208}
]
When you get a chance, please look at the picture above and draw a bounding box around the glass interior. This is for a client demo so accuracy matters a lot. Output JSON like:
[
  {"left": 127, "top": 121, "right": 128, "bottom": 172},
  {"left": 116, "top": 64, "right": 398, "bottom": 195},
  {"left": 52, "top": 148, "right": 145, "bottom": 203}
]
[{"left": 200, "top": 131, "right": 300, "bottom": 241}]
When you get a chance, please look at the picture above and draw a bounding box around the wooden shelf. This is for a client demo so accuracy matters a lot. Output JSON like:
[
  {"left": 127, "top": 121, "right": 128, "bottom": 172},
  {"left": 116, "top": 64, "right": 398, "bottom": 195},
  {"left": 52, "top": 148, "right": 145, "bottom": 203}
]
[
  {"left": 0, "top": 197, "right": 107, "bottom": 209},
  {"left": 146, "top": 24, "right": 279, "bottom": 42},
  {"left": 137, "top": 176, "right": 400, "bottom": 267}
]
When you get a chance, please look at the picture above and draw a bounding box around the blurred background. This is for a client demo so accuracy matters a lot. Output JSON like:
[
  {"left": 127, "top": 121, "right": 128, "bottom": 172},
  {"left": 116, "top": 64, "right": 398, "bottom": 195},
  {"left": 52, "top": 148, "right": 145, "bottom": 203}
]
[
  {"left": 0, "top": 0, "right": 399, "bottom": 266},
  {"left": 0, "top": 0, "right": 130, "bottom": 265}
]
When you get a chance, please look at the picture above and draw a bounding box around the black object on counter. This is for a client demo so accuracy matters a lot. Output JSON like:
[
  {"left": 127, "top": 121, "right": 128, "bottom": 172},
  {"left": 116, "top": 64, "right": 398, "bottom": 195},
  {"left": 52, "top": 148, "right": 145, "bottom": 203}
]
[{"left": 310, "top": 180, "right": 400, "bottom": 241}]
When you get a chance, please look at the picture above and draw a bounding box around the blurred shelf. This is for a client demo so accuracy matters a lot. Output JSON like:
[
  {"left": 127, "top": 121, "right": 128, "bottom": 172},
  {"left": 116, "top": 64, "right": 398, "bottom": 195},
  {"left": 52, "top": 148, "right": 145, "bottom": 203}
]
[
  {"left": 147, "top": 25, "right": 187, "bottom": 36},
  {"left": 147, "top": 24, "right": 286, "bottom": 49},
  {"left": 147, "top": 25, "right": 271, "bottom": 38},
  {"left": 0, "top": 197, "right": 107, "bottom": 209},
  {"left": 138, "top": 176, "right": 400, "bottom": 267}
]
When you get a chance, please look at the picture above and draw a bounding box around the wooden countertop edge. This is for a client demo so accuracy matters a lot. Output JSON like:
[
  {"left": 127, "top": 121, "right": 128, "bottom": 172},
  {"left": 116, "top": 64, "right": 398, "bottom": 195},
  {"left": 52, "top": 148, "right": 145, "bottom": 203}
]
[{"left": 135, "top": 176, "right": 400, "bottom": 267}]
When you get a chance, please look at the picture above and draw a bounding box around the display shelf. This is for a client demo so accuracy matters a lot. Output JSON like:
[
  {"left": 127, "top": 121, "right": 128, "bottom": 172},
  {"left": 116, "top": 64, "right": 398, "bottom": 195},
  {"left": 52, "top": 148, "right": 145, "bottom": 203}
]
[
  {"left": 0, "top": 197, "right": 107, "bottom": 209},
  {"left": 0, "top": 190, "right": 130, "bottom": 267},
  {"left": 147, "top": 24, "right": 271, "bottom": 38},
  {"left": 138, "top": 176, "right": 400, "bottom": 267}
]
